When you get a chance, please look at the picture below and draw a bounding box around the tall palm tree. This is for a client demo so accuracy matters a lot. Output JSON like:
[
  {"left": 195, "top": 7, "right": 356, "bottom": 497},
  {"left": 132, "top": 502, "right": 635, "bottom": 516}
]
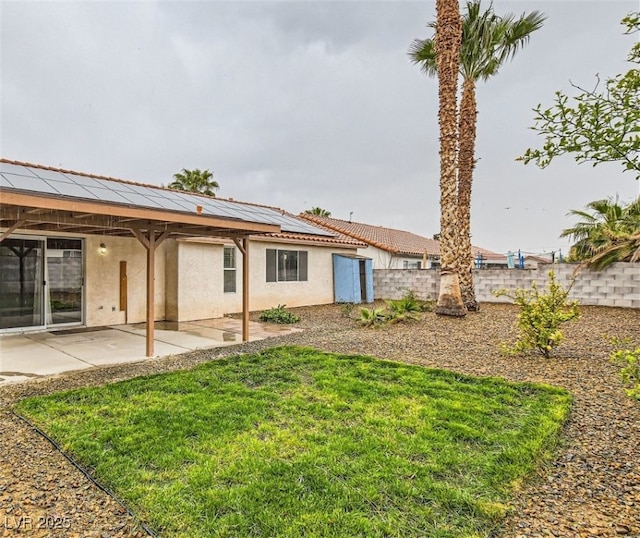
[
  {"left": 433, "top": 0, "right": 466, "bottom": 316},
  {"left": 304, "top": 207, "right": 332, "bottom": 217},
  {"left": 410, "top": 1, "right": 546, "bottom": 311},
  {"left": 168, "top": 168, "right": 219, "bottom": 196},
  {"left": 561, "top": 197, "right": 640, "bottom": 270}
]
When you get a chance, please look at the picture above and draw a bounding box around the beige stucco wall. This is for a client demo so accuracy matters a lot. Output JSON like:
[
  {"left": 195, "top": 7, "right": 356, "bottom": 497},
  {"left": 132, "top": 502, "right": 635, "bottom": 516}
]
[
  {"left": 85, "top": 235, "right": 169, "bottom": 326},
  {"left": 1, "top": 228, "right": 358, "bottom": 327},
  {"left": 356, "top": 245, "right": 427, "bottom": 269},
  {"left": 170, "top": 238, "right": 358, "bottom": 321}
]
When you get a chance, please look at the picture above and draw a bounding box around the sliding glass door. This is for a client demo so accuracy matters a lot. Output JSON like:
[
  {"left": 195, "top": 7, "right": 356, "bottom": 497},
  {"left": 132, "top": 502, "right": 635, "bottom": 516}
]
[
  {"left": 46, "top": 238, "right": 83, "bottom": 325},
  {"left": 0, "top": 236, "right": 84, "bottom": 330},
  {"left": 0, "top": 238, "right": 45, "bottom": 329}
]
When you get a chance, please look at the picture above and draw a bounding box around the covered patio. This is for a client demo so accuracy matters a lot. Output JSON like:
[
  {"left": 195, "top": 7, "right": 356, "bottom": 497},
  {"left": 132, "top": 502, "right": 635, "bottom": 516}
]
[
  {"left": 0, "top": 159, "right": 283, "bottom": 356},
  {"left": 0, "top": 316, "right": 301, "bottom": 385}
]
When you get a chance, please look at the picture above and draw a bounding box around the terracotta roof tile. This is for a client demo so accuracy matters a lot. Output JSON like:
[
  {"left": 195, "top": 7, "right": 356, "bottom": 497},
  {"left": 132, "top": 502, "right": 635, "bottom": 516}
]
[{"left": 299, "top": 214, "right": 499, "bottom": 257}]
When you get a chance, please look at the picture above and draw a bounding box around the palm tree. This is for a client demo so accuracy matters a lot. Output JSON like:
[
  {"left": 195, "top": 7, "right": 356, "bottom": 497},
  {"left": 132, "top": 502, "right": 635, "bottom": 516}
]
[
  {"left": 433, "top": 0, "right": 466, "bottom": 317},
  {"left": 304, "top": 207, "right": 332, "bottom": 217},
  {"left": 561, "top": 197, "right": 640, "bottom": 270},
  {"left": 410, "top": 1, "right": 546, "bottom": 311},
  {"left": 168, "top": 168, "right": 219, "bottom": 196}
]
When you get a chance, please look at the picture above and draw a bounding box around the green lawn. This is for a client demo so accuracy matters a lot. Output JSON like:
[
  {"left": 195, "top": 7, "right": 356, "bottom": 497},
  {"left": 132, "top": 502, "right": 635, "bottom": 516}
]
[{"left": 16, "top": 346, "right": 571, "bottom": 538}]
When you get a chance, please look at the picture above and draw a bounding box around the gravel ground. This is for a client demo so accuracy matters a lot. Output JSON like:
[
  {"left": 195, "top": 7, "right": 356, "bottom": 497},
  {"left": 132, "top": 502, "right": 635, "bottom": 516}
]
[{"left": 1, "top": 302, "right": 639, "bottom": 538}]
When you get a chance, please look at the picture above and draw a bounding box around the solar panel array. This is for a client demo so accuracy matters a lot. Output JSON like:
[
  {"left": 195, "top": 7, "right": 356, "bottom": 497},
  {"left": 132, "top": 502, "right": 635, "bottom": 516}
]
[{"left": 0, "top": 162, "right": 333, "bottom": 237}]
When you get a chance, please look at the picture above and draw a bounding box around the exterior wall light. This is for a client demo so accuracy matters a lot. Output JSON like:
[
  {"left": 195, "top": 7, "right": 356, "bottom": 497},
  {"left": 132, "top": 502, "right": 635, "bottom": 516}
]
[{"left": 99, "top": 243, "right": 107, "bottom": 255}]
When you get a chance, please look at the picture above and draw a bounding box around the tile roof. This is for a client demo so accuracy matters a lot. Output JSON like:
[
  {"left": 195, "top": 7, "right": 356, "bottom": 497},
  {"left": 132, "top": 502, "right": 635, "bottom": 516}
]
[{"left": 299, "top": 214, "right": 499, "bottom": 257}]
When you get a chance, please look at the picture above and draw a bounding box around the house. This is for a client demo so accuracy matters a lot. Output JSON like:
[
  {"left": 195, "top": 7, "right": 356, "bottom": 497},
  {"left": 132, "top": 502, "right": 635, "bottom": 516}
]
[
  {"left": 299, "top": 214, "right": 499, "bottom": 269},
  {"left": 0, "top": 159, "right": 365, "bottom": 354}
]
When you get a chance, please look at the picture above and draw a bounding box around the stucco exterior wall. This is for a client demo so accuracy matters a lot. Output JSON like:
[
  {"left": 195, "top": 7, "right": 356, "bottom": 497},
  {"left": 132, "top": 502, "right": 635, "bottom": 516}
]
[
  {"left": 170, "top": 239, "right": 358, "bottom": 321},
  {"left": 355, "top": 245, "right": 426, "bottom": 270},
  {"left": 85, "top": 235, "right": 169, "bottom": 326},
  {"left": 373, "top": 263, "right": 640, "bottom": 308},
  {"left": 1, "top": 228, "right": 360, "bottom": 328}
]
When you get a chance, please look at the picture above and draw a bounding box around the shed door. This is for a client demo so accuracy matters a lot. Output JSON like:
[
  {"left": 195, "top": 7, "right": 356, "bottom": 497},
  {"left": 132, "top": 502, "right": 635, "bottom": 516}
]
[{"left": 333, "top": 255, "right": 361, "bottom": 303}]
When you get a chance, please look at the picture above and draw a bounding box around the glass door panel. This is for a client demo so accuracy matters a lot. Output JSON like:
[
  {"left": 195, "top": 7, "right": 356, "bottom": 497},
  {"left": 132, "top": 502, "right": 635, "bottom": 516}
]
[
  {"left": 46, "top": 238, "right": 83, "bottom": 325},
  {"left": 0, "top": 238, "right": 45, "bottom": 329}
]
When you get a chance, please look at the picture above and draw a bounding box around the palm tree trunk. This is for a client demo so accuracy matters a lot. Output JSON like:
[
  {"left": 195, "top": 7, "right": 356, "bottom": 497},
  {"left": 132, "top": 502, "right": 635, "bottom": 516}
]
[
  {"left": 435, "top": 0, "right": 466, "bottom": 317},
  {"left": 457, "top": 77, "right": 479, "bottom": 311}
]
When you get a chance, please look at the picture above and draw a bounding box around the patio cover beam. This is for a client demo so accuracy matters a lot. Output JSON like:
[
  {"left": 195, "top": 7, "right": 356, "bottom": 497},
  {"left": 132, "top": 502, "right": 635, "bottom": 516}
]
[
  {"left": 0, "top": 191, "right": 279, "bottom": 235},
  {"left": 0, "top": 221, "right": 26, "bottom": 242}
]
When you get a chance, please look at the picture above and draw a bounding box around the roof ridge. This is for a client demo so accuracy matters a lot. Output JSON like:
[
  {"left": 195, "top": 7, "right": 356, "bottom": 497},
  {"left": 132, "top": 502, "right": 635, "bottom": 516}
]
[{"left": 299, "top": 214, "right": 401, "bottom": 254}]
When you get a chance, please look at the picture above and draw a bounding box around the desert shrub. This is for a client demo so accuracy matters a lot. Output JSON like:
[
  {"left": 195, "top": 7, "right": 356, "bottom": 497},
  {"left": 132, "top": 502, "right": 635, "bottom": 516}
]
[
  {"left": 259, "top": 305, "right": 301, "bottom": 324},
  {"left": 610, "top": 341, "right": 640, "bottom": 400},
  {"left": 390, "top": 289, "right": 435, "bottom": 313},
  {"left": 493, "top": 271, "right": 580, "bottom": 358},
  {"left": 357, "top": 307, "right": 388, "bottom": 328},
  {"left": 340, "top": 302, "right": 356, "bottom": 318},
  {"left": 385, "top": 299, "right": 422, "bottom": 323}
]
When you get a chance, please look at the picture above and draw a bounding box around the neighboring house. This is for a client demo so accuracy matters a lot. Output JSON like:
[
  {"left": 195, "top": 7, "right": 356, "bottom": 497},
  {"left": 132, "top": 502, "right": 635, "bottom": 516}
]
[
  {"left": 299, "top": 214, "right": 499, "bottom": 269},
  {"left": 0, "top": 160, "right": 364, "bottom": 344}
]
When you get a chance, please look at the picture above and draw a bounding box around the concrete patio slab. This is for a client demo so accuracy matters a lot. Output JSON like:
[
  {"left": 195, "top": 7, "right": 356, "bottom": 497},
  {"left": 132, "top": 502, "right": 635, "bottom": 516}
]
[{"left": 0, "top": 318, "right": 301, "bottom": 386}]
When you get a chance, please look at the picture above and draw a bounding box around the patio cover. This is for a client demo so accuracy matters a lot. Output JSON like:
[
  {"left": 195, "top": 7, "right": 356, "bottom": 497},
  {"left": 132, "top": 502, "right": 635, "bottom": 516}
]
[{"left": 0, "top": 159, "right": 281, "bottom": 356}]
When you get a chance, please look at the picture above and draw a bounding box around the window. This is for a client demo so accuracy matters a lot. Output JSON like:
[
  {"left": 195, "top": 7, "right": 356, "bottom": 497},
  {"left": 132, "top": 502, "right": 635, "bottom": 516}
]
[
  {"left": 266, "top": 249, "right": 308, "bottom": 282},
  {"left": 403, "top": 260, "right": 421, "bottom": 269},
  {"left": 223, "top": 246, "right": 236, "bottom": 293}
]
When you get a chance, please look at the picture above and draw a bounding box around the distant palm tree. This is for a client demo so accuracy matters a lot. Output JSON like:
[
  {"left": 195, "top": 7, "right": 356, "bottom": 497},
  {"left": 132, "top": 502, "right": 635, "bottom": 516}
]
[
  {"left": 432, "top": 0, "right": 466, "bottom": 317},
  {"left": 304, "top": 207, "right": 332, "bottom": 217},
  {"left": 561, "top": 197, "right": 640, "bottom": 270},
  {"left": 168, "top": 168, "right": 219, "bottom": 196},
  {"left": 410, "top": 1, "right": 546, "bottom": 311}
]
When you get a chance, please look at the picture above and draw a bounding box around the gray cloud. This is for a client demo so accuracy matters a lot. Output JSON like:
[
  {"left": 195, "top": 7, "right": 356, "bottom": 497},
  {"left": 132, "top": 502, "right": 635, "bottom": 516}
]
[{"left": 2, "top": 0, "right": 637, "bottom": 254}]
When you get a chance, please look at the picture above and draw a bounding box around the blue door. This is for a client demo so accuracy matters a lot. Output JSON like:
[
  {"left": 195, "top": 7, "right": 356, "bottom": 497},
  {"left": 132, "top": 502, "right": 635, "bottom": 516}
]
[{"left": 333, "top": 254, "right": 373, "bottom": 304}]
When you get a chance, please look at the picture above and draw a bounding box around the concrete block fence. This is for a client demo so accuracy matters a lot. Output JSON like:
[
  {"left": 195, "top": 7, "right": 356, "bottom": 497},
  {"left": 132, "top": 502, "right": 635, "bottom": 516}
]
[{"left": 373, "top": 262, "right": 640, "bottom": 309}]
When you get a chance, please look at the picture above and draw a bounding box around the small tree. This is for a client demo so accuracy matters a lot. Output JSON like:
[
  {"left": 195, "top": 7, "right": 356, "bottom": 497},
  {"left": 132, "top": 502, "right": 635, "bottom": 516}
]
[
  {"left": 493, "top": 271, "right": 580, "bottom": 358},
  {"left": 518, "top": 13, "right": 640, "bottom": 180}
]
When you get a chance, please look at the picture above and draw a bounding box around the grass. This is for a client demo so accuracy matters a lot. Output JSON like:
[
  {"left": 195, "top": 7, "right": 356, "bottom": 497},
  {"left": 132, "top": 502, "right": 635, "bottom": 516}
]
[{"left": 15, "top": 346, "right": 571, "bottom": 538}]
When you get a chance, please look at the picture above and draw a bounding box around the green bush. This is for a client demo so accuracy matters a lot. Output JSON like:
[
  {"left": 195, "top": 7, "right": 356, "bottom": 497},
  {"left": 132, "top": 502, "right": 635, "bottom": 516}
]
[
  {"left": 493, "top": 271, "right": 580, "bottom": 358},
  {"left": 258, "top": 305, "right": 301, "bottom": 324},
  {"left": 357, "top": 307, "right": 388, "bottom": 328},
  {"left": 387, "top": 290, "right": 435, "bottom": 314},
  {"left": 340, "top": 302, "right": 356, "bottom": 318},
  {"left": 610, "top": 343, "right": 640, "bottom": 400},
  {"left": 356, "top": 291, "right": 432, "bottom": 328}
]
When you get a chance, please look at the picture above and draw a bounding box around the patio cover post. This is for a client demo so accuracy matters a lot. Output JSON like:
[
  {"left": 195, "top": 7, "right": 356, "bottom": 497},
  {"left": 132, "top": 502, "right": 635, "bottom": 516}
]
[
  {"left": 233, "top": 237, "right": 250, "bottom": 342},
  {"left": 131, "top": 229, "right": 169, "bottom": 357},
  {"left": 146, "top": 232, "right": 155, "bottom": 357}
]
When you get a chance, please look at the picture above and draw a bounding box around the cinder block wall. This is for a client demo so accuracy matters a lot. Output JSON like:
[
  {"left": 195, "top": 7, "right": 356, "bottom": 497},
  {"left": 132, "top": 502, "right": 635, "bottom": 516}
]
[{"left": 373, "top": 263, "right": 640, "bottom": 308}]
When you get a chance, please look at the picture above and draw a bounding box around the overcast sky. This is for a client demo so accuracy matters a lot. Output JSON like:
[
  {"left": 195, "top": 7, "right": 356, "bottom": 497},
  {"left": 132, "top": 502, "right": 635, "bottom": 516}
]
[{"left": 2, "top": 0, "right": 637, "bottom": 254}]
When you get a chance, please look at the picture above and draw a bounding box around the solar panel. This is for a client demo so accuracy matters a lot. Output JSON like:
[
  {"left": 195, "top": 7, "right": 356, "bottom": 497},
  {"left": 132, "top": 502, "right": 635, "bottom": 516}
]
[
  {"left": 4, "top": 174, "right": 61, "bottom": 195},
  {"left": 0, "top": 162, "right": 39, "bottom": 177},
  {"left": 82, "top": 186, "right": 133, "bottom": 204},
  {"left": 30, "top": 168, "right": 74, "bottom": 183},
  {"left": 0, "top": 173, "right": 15, "bottom": 188},
  {"left": 0, "top": 162, "right": 335, "bottom": 237},
  {"left": 63, "top": 172, "right": 103, "bottom": 188}
]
